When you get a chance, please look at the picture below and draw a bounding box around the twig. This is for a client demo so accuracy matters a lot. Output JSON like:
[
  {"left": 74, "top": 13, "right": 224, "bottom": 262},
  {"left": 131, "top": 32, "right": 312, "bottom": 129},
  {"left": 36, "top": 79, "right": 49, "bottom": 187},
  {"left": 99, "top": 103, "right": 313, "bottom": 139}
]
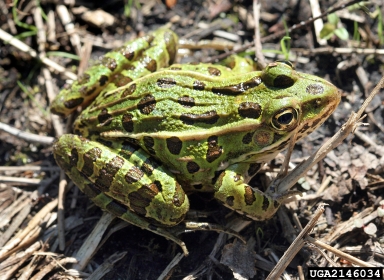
[
  {"left": 157, "top": 253, "right": 184, "bottom": 280},
  {"left": 57, "top": 171, "right": 67, "bottom": 251},
  {"left": 309, "top": 0, "right": 327, "bottom": 46},
  {"left": 267, "top": 203, "right": 326, "bottom": 279},
  {"left": 56, "top": 5, "right": 81, "bottom": 56},
  {"left": 72, "top": 212, "right": 116, "bottom": 271},
  {"left": 0, "top": 28, "right": 77, "bottom": 80},
  {"left": 252, "top": 0, "right": 266, "bottom": 68},
  {"left": 306, "top": 236, "right": 373, "bottom": 267},
  {"left": 0, "top": 122, "right": 54, "bottom": 145}
]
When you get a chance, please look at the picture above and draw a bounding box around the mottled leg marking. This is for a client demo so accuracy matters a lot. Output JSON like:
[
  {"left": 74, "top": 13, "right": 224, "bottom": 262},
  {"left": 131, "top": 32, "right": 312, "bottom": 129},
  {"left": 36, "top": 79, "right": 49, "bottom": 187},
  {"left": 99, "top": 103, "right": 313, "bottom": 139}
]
[{"left": 213, "top": 163, "right": 286, "bottom": 220}]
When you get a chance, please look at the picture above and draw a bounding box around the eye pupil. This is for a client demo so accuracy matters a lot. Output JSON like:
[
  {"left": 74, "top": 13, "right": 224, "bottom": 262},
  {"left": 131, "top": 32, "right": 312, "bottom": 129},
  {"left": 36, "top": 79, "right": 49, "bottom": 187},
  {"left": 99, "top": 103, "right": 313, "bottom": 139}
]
[
  {"left": 278, "top": 113, "right": 293, "bottom": 124},
  {"left": 271, "top": 107, "right": 298, "bottom": 131}
]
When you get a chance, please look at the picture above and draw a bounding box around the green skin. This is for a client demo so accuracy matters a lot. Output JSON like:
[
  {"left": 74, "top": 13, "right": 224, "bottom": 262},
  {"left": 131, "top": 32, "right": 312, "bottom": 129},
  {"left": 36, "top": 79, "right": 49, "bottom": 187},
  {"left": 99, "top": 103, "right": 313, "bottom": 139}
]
[{"left": 51, "top": 28, "right": 340, "bottom": 255}]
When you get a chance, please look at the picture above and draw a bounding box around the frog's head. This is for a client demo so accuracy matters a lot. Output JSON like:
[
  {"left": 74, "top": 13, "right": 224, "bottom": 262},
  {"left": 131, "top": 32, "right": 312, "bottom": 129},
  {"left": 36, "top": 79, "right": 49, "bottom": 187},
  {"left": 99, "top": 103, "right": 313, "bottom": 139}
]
[{"left": 232, "top": 61, "right": 341, "bottom": 164}]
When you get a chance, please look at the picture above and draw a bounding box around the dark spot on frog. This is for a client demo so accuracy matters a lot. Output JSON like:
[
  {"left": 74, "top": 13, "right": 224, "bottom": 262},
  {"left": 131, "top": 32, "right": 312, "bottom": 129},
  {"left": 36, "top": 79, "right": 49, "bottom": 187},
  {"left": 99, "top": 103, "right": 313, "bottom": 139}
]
[
  {"left": 143, "top": 57, "right": 157, "bottom": 72},
  {"left": 101, "top": 57, "right": 118, "bottom": 72},
  {"left": 49, "top": 108, "right": 65, "bottom": 117},
  {"left": 206, "top": 135, "right": 222, "bottom": 163},
  {"left": 143, "top": 136, "right": 156, "bottom": 155},
  {"left": 128, "top": 182, "right": 161, "bottom": 215},
  {"left": 64, "top": 97, "right": 84, "bottom": 109},
  {"left": 166, "top": 136, "right": 182, "bottom": 155},
  {"left": 180, "top": 110, "right": 219, "bottom": 125},
  {"left": 238, "top": 102, "right": 262, "bottom": 119},
  {"left": 98, "top": 108, "right": 113, "bottom": 126},
  {"left": 186, "top": 161, "right": 200, "bottom": 173},
  {"left": 157, "top": 77, "right": 176, "bottom": 88},
  {"left": 141, "top": 157, "right": 160, "bottom": 176},
  {"left": 208, "top": 67, "right": 221, "bottom": 76},
  {"left": 211, "top": 77, "right": 261, "bottom": 95},
  {"left": 261, "top": 194, "right": 270, "bottom": 211},
  {"left": 99, "top": 75, "right": 109, "bottom": 87},
  {"left": 82, "top": 147, "right": 102, "bottom": 177},
  {"left": 122, "top": 113, "right": 134, "bottom": 132},
  {"left": 274, "top": 200, "right": 280, "bottom": 209},
  {"left": 85, "top": 86, "right": 97, "bottom": 96},
  {"left": 242, "top": 132, "right": 253, "bottom": 144},
  {"left": 244, "top": 186, "right": 256, "bottom": 205},
  {"left": 169, "top": 66, "right": 182, "bottom": 71},
  {"left": 137, "top": 94, "right": 156, "bottom": 114},
  {"left": 121, "top": 83, "right": 136, "bottom": 98},
  {"left": 120, "top": 45, "right": 135, "bottom": 60},
  {"left": 95, "top": 156, "right": 125, "bottom": 192},
  {"left": 192, "top": 184, "right": 203, "bottom": 190},
  {"left": 273, "top": 75, "right": 294, "bottom": 88},
  {"left": 178, "top": 96, "right": 195, "bottom": 107},
  {"left": 125, "top": 166, "right": 144, "bottom": 184},
  {"left": 306, "top": 84, "right": 324, "bottom": 95},
  {"left": 111, "top": 74, "right": 133, "bottom": 88},
  {"left": 193, "top": 80, "right": 206, "bottom": 91}
]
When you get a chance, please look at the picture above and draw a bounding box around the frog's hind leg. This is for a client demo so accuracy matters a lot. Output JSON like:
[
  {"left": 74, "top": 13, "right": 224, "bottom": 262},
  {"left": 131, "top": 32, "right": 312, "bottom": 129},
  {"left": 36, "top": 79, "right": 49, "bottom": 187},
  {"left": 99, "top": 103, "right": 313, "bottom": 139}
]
[{"left": 53, "top": 134, "right": 190, "bottom": 255}]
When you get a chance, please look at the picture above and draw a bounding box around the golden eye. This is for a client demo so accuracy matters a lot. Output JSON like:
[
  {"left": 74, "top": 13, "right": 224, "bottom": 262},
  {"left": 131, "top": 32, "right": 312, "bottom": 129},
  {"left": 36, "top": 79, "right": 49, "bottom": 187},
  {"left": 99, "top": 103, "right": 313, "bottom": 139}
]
[{"left": 272, "top": 107, "right": 299, "bottom": 131}]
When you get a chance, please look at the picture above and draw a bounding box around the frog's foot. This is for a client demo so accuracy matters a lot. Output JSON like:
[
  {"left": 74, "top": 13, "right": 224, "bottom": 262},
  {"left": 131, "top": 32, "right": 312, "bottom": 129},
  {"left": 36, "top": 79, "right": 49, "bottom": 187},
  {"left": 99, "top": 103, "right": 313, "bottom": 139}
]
[{"left": 213, "top": 163, "right": 301, "bottom": 221}]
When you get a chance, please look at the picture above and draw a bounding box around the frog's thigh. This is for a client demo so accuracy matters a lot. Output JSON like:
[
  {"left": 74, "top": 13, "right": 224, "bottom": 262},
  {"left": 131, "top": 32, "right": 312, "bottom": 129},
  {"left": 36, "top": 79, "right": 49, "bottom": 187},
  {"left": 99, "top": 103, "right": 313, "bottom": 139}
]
[
  {"left": 53, "top": 134, "right": 190, "bottom": 227},
  {"left": 213, "top": 163, "right": 281, "bottom": 220}
]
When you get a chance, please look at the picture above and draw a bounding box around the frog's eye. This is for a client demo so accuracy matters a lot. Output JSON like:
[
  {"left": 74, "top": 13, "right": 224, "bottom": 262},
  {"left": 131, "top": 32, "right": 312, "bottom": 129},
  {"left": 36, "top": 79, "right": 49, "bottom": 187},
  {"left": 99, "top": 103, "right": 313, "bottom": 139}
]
[{"left": 272, "top": 107, "right": 299, "bottom": 131}]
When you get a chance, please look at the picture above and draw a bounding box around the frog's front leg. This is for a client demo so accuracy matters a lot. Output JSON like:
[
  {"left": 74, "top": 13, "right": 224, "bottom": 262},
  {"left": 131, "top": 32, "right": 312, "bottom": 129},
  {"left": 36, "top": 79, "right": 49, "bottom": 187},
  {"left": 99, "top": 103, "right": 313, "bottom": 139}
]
[
  {"left": 53, "top": 134, "right": 190, "bottom": 255},
  {"left": 214, "top": 163, "right": 291, "bottom": 220}
]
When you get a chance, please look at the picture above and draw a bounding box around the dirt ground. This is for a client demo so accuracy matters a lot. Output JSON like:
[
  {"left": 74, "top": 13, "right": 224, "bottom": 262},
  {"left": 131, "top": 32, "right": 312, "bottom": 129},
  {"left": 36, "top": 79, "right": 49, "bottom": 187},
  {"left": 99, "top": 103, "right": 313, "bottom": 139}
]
[{"left": 1, "top": 0, "right": 384, "bottom": 279}]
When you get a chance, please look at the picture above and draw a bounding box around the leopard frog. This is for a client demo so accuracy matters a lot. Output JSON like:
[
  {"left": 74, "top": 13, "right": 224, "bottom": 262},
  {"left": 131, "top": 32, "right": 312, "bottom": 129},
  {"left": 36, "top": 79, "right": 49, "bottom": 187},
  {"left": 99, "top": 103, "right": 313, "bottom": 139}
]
[{"left": 51, "top": 28, "right": 340, "bottom": 255}]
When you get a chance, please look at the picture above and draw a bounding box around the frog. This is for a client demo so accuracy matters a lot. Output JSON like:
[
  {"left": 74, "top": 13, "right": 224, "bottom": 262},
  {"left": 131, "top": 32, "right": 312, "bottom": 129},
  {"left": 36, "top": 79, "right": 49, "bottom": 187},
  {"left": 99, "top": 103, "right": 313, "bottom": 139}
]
[{"left": 51, "top": 28, "right": 340, "bottom": 256}]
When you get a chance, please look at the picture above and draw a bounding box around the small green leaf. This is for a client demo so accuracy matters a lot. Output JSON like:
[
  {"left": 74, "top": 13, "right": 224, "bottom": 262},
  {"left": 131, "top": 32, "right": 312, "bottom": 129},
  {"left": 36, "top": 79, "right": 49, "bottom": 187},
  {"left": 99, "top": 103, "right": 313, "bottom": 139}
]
[
  {"left": 327, "top": 13, "right": 339, "bottom": 25},
  {"left": 334, "top": 28, "right": 349, "bottom": 40},
  {"left": 320, "top": 23, "right": 336, "bottom": 39}
]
